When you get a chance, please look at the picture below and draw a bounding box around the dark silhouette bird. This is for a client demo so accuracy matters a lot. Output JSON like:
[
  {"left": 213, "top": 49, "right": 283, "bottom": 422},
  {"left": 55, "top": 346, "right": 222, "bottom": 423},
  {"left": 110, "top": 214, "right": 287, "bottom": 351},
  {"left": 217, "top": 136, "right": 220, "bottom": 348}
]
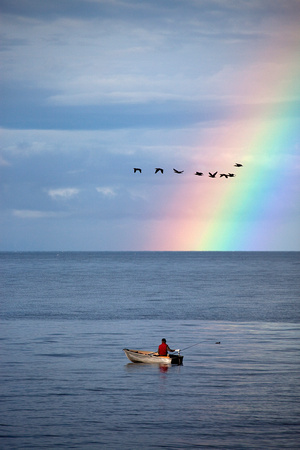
[
  {"left": 195, "top": 172, "right": 203, "bottom": 176},
  {"left": 133, "top": 168, "right": 142, "bottom": 173},
  {"left": 220, "top": 173, "right": 228, "bottom": 178},
  {"left": 234, "top": 163, "right": 243, "bottom": 167},
  {"left": 155, "top": 168, "right": 163, "bottom": 174},
  {"left": 209, "top": 172, "right": 218, "bottom": 178},
  {"left": 228, "top": 173, "right": 236, "bottom": 177},
  {"left": 173, "top": 168, "right": 184, "bottom": 174}
]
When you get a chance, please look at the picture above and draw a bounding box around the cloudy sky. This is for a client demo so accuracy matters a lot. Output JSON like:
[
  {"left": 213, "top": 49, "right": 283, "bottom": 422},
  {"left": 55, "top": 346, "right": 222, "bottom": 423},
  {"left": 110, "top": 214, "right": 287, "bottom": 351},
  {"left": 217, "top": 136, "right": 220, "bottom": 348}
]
[{"left": 1, "top": 0, "right": 300, "bottom": 251}]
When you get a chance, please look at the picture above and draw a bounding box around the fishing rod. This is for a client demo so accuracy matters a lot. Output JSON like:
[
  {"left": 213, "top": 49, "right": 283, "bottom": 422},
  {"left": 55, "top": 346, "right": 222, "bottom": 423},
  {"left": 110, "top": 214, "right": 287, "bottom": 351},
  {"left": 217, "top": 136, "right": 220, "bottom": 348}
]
[{"left": 180, "top": 340, "right": 221, "bottom": 352}]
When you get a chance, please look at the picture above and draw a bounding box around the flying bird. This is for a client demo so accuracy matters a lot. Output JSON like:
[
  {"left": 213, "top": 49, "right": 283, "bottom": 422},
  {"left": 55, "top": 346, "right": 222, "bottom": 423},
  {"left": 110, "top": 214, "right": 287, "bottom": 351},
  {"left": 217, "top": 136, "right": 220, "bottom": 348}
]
[
  {"left": 209, "top": 172, "right": 218, "bottom": 178},
  {"left": 220, "top": 173, "right": 229, "bottom": 178},
  {"left": 234, "top": 163, "right": 243, "bottom": 167},
  {"left": 173, "top": 168, "right": 184, "bottom": 174},
  {"left": 155, "top": 168, "right": 164, "bottom": 174},
  {"left": 133, "top": 168, "right": 142, "bottom": 173},
  {"left": 228, "top": 173, "right": 236, "bottom": 177},
  {"left": 195, "top": 172, "right": 203, "bottom": 176}
]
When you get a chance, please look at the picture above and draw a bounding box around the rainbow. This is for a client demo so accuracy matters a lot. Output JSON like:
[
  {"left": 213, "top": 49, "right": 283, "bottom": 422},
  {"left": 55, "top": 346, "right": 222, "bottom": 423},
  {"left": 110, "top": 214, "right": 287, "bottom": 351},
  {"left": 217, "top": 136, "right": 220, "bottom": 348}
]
[{"left": 147, "top": 29, "right": 300, "bottom": 251}]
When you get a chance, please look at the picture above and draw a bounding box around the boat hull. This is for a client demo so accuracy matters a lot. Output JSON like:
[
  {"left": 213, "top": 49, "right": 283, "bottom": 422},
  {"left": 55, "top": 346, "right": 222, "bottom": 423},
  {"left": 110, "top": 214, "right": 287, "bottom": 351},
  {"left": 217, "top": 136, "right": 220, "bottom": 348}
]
[{"left": 123, "top": 349, "right": 183, "bottom": 365}]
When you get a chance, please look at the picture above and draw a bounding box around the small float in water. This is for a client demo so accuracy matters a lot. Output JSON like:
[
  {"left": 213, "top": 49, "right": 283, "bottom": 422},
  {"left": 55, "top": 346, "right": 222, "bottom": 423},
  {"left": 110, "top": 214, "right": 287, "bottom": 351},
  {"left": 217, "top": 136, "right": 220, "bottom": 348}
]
[{"left": 123, "top": 349, "right": 183, "bottom": 365}]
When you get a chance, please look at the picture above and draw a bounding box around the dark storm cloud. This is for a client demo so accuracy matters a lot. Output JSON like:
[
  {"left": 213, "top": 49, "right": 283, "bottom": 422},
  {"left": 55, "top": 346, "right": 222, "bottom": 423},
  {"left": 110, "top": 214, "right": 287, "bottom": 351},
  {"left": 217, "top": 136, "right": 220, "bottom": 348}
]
[{"left": 2, "top": 0, "right": 300, "bottom": 21}]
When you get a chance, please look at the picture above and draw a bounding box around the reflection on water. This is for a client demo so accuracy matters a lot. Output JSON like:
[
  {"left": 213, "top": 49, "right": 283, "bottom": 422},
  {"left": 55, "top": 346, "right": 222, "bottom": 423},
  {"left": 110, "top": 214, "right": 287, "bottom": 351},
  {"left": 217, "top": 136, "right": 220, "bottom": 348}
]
[
  {"left": 159, "top": 364, "right": 169, "bottom": 373},
  {"left": 124, "top": 362, "right": 172, "bottom": 373}
]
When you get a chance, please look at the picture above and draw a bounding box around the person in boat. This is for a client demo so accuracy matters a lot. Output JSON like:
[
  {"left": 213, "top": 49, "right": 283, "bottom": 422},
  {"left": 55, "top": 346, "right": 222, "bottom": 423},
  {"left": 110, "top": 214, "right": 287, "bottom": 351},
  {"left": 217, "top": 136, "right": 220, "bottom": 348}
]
[{"left": 158, "top": 338, "right": 175, "bottom": 356}]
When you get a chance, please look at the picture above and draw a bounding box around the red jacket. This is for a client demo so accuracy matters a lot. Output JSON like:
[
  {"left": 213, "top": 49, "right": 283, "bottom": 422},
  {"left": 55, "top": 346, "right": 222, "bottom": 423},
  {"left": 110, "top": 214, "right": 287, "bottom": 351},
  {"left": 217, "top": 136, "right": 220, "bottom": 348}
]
[{"left": 158, "top": 342, "right": 168, "bottom": 356}]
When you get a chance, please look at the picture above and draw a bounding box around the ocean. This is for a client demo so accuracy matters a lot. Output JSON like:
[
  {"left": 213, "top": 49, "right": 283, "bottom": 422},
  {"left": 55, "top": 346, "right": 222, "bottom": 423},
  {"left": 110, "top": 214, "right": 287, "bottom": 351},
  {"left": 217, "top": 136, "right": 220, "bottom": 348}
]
[{"left": 0, "top": 252, "right": 299, "bottom": 449}]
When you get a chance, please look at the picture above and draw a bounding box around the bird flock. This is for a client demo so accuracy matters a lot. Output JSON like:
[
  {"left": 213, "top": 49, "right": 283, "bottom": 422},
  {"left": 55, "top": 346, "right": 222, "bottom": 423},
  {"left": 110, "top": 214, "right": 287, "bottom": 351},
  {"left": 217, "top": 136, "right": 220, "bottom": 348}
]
[{"left": 133, "top": 163, "right": 243, "bottom": 178}]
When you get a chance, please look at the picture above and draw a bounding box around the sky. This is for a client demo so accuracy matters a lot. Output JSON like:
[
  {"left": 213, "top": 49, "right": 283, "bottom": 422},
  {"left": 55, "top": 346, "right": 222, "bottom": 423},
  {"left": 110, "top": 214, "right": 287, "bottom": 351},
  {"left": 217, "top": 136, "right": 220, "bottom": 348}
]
[{"left": 1, "top": 0, "right": 300, "bottom": 251}]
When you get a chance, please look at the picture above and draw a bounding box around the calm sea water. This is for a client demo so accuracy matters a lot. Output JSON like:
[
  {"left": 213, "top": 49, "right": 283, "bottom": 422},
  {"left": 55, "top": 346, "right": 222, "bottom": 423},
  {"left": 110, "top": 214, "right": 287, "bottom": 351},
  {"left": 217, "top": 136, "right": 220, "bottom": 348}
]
[{"left": 0, "top": 252, "right": 299, "bottom": 449}]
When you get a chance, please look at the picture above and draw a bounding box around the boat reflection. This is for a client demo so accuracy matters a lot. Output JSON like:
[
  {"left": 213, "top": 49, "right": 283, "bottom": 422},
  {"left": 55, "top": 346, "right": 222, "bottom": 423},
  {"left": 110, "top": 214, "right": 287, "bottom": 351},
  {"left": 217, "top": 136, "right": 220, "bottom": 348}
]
[{"left": 124, "top": 362, "right": 170, "bottom": 373}]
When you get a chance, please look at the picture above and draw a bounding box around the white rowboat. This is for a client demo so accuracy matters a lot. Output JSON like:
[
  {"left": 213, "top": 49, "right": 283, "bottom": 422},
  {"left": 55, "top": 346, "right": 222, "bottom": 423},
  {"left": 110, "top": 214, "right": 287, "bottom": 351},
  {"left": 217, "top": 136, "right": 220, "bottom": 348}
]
[{"left": 123, "top": 349, "right": 183, "bottom": 365}]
